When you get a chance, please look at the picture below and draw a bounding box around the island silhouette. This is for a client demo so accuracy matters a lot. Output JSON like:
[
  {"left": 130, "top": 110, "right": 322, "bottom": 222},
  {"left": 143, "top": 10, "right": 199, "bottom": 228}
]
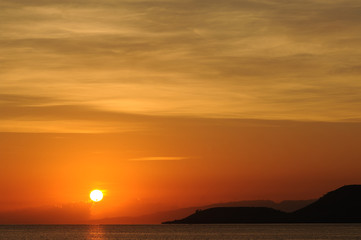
[
  {"left": 163, "top": 185, "right": 361, "bottom": 224},
  {"left": 91, "top": 199, "right": 315, "bottom": 224}
]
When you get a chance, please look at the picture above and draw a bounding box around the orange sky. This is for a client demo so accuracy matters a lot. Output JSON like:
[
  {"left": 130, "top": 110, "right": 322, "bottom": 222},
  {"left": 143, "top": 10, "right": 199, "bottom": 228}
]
[{"left": 1, "top": 0, "right": 361, "bottom": 223}]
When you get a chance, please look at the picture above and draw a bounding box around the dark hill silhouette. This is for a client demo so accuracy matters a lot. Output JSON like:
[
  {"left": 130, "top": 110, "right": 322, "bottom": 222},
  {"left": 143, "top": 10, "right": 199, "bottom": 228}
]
[
  {"left": 91, "top": 199, "right": 314, "bottom": 224},
  {"left": 163, "top": 207, "right": 288, "bottom": 224},
  {"left": 293, "top": 185, "right": 361, "bottom": 222},
  {"left": 163, "top": 185, "right": 361, "bottom": 224},
  {"left": 199, "top": 199, "right": 316, "bottom": 213}
]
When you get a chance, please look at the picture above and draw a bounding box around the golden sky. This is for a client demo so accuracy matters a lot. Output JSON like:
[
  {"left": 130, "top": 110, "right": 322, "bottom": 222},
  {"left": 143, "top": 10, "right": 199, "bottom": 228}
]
[{"left": 1, "top": 0, "right": 361, "bottom": 223}]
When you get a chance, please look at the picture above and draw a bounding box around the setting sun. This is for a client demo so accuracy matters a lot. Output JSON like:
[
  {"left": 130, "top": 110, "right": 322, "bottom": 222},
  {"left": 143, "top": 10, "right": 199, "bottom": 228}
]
[{"left": 90, "top": 190, "right": 103, "bottom": 202}]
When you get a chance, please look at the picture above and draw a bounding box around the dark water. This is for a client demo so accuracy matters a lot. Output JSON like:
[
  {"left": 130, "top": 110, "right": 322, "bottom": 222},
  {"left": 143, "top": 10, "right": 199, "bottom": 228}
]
[{"left": 0, "top": 224, "right": 361, "bottom": 240}]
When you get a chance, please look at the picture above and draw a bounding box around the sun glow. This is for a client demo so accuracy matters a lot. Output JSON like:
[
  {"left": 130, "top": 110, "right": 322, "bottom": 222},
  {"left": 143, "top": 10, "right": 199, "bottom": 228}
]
[{"left": 90, "top": 190, "right": 103, "bottom": 202}]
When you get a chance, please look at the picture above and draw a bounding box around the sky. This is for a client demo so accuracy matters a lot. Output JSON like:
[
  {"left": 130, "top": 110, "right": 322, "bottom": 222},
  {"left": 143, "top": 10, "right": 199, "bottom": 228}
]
[{"left": 1, "top": 0, "right": 361, "bottom": 223}]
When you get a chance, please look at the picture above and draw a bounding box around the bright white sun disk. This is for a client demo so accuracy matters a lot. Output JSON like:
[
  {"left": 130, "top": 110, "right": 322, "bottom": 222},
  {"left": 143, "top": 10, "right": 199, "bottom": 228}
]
[{"left": 90, "top": 190, "right": 103, "bottom": 202}]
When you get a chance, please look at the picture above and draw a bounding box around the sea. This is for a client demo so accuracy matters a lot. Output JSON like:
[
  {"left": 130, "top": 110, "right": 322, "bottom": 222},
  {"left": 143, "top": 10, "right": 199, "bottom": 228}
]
[{"left": 0, "top": 224, "right": 360, "bottom": 240}]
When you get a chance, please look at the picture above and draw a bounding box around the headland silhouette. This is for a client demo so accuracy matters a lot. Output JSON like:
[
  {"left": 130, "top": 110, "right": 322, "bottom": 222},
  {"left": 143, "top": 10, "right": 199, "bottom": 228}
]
[{"left": 163, "top": 185, "right": 361, "bottom": 224}]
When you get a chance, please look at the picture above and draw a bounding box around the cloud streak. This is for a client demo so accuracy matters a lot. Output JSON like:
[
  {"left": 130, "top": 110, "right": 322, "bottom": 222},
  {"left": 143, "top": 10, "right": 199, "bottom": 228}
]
[
  {"left": 129, "top": 156, "right": 188, "bottom": 161},
  {"left": 1, "top": 0, "right": 361, "bottom": 132}
]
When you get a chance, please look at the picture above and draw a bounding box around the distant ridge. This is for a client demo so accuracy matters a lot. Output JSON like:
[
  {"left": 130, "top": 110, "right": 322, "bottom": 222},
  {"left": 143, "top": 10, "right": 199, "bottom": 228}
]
[
  {"left": 163, "top": 185, "right": 361, "bottom": 224},
  {"left": 163, "top": 207, "right": 288, "bottom": 224},
  {"left": 91, "top": 199, "right": 314, "bottom": 224}
]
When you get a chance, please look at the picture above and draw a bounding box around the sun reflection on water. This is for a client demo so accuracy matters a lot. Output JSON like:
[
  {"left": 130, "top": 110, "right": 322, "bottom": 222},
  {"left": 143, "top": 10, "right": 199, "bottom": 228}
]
[{"left": 87, "top": 225, "right": 105, "bottom": 240}]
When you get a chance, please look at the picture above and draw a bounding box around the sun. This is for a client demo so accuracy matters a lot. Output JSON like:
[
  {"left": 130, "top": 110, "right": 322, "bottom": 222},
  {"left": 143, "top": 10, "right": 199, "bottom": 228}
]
[{"left": 90, "top": 190, "right": 103, "bottom": 202}]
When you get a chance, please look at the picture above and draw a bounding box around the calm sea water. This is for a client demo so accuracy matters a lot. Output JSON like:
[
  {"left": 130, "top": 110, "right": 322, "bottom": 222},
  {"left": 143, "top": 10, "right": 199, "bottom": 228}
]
[{"left": 0, "top": 224, "right": 360, "bottom": 240}]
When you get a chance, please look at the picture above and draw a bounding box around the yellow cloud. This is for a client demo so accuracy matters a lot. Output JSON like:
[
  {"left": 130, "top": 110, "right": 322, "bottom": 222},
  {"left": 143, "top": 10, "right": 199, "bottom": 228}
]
[{"left": 1, "top": 0, "right": 361, "bottom": 133}]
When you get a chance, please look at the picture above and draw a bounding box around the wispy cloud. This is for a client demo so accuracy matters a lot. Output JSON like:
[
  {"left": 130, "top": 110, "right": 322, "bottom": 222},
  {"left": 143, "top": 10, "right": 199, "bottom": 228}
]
[
  {"left": 1, "top": 0, "right": 361, "bottom": 132},
  {"left": 129, "top": 157, "right": 188, "bottom": 161}
]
